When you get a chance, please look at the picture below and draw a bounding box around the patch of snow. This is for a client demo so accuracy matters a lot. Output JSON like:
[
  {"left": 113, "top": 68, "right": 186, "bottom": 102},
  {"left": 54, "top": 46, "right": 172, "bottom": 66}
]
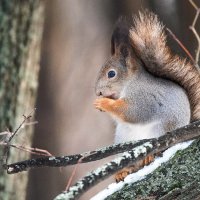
[
  {"left": 133, "top": 142, "right": 153, "bottom": 157},
  {"left": 94, "top": 164, "right": 111, "bottom": 176},
  {"left": 91, "top": 140, "right": 193, "bottom": 200},
  {"left": 49, "top": 157, "right": 56, "bottom": 160},
  {"left": 7, "top": 167, "right": 14, "bottom": 173}
]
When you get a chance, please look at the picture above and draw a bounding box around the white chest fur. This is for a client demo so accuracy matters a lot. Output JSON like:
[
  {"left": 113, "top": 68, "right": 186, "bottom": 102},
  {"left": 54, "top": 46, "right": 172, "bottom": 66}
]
[{"left": 114, "top": 121, "right": 163, "bottom": 144}]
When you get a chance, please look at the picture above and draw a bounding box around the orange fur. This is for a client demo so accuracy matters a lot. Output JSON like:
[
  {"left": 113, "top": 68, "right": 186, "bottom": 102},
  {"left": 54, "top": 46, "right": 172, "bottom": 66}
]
[{"left": 94, "top": 98, "right": 128, "bottom": 121}]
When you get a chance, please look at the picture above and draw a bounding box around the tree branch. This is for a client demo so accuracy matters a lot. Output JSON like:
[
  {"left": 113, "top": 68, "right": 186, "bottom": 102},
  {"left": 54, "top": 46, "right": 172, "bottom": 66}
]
[
  {"left": 6, "top": 139, "right": 149, "bottom": 174},
  {"left": 5, "top": 121, "right": 200, "bottom": 200},
  {"left": 54, "top": 121, "right": 200, "bottom": 200},
  {"left": 7, "top": 120, "right": 200, "bottom": 176},
  {"left": 106, "top": 139, "right": 200, "bottom": 200}
]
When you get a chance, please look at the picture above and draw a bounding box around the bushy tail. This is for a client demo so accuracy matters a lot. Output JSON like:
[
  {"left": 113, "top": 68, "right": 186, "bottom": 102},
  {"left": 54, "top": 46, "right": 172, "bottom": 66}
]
[{"left": 130, "top": 11, "right": 200, "bottom": 121}]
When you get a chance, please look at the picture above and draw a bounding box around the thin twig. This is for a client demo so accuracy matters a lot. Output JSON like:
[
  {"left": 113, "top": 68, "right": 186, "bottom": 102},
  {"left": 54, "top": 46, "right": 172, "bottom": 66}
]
[
  {"left": 189, "top": 0, "right": 199, "bottom": 10},
  {"left": 30, "top": 147, "right": 52, "bottom": 156},
  {"left": 4, "top": 109, "right": 36, "bottom": 166},
  {"left": 190, "top": 25, "right": 200, "bottom": 63},
  {"left": 66, "top": 156, "right": 84, "bottom": 191},
  {"left": 166, "top": 28, "right": 195, "bottom": 63},
  {"left": 9, "top": 109, "right": 35, "bottom": 142},
  {"left": 1, "top": 142, "right": 52, "bottom": 157},
  {"left": 65, "top": 151, "right": 97, "bottom": 191},
  {"left": 189, "top": 0, "right": 200, "bottom": 64},
  {"left": 65, "top": 161, "right": 81, "bottom": 191}
]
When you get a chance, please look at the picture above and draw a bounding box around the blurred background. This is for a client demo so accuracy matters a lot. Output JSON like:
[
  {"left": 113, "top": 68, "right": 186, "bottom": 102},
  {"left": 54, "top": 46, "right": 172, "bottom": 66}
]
[{"left": 25, "top": 0, "right": 200, "bottom": 199}]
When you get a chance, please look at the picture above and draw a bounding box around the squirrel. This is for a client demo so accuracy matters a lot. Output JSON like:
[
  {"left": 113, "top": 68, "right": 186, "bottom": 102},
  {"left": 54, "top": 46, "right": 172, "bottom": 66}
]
[{"left": 94, "top": 11, "right": 200, "bottom": 182}]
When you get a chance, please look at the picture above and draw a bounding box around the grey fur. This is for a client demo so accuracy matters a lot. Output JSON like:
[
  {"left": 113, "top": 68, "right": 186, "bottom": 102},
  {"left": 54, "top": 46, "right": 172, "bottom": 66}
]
[
  {"left": 123, "top": 68, "right": 190, "bottom": 127},
  {"left": 96, "top": 59, "right": 190, "bottom": 143},
  {"left": 115, "top": 68, "right": 190, "bottom": 143},
  {"left": 95, "top": 12, "right": 191, "bottom": 143}
]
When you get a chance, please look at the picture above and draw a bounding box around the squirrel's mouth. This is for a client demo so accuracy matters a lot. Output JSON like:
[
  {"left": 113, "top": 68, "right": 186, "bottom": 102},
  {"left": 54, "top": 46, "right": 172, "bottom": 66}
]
[{"left": 104, "top": 93, "right": 118, "bottom": 100}]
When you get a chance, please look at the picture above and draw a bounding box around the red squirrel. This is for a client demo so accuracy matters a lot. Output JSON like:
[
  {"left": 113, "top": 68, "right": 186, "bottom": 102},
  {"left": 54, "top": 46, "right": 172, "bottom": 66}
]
[{"left": 94, "top": 11, "right": 200, "bottom": 182}]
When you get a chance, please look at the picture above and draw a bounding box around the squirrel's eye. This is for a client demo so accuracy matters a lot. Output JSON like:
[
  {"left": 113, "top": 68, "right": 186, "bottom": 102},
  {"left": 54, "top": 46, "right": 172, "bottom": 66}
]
[{"left": 108, "top": 70, "right": 116, "bottom": 78}]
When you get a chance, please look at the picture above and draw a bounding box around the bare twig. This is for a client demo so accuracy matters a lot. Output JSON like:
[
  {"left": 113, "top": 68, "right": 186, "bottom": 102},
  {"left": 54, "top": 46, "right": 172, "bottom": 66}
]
[
  {"left": 166, "top": 27, "right": 195, "bottom": 63},
  {"left": 3, "top": 109, "right": 36, "bottom": 166},
  {"left": 9, "top": 109, "right": 35, "bottom": 142},
  {"left": 0, "top": 142, "right": 52, "bottom": 157},
  {"left": 65, "top": 159, "right": 82, "bottom": 191},
  {"left": 189, "top": 0, "right": 200, "bottom": 64},
  {"left": 30, "top": 147, "right": 52, "bottom": 156},
  {"left": 189, "top": 0, "right": 199, "bottom": 10},
  {"left": 65, "top": 151, "right": 98, "bottom": 191}
]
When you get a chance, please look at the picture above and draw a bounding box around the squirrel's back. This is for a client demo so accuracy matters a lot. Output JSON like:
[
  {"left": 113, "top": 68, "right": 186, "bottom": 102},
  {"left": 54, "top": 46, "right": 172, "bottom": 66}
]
[{"left": 130, "top": 11, "right": 200, "bottom": 122}]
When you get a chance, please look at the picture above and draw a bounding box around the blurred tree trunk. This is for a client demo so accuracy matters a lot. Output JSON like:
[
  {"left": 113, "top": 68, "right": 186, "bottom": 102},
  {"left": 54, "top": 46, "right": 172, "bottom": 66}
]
[
  {"left": 28, "top": 1, "right": 114, "bottom": 200},
  {"left": 0, "top": 1, "right": 44, "bottom": 200}
]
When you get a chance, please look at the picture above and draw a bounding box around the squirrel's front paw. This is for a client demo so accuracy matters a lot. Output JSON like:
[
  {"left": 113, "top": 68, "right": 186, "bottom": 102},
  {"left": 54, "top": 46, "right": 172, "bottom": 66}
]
[{"left": 94, "top": 98, "right": 114, "bottom": 112}]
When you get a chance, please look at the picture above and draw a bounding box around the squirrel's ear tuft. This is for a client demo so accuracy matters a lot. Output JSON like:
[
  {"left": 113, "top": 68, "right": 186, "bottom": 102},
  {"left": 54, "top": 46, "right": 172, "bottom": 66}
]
[{"left": 111, "top": 17, "right": 131, "bottom": 57}]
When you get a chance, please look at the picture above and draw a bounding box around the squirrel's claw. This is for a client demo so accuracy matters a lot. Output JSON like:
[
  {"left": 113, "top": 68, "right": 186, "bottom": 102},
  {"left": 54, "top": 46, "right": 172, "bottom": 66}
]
[{"left": 115, "top": 155, "right": 155, "bottom": 182}]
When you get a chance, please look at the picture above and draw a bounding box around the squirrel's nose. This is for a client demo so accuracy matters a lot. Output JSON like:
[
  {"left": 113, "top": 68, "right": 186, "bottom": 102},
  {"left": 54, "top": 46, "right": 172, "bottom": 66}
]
[{"left": 96, "top": 90, "right": 102, "bottom": 96}]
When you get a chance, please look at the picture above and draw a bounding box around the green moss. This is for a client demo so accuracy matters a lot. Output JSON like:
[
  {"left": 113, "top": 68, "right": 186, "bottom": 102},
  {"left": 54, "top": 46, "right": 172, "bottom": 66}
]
[
  {"left": 0, "top": 0, "right": 35, "bottom": 131},
  {"left": 106, "top": 140, "right": 200, "bottom": 200}
]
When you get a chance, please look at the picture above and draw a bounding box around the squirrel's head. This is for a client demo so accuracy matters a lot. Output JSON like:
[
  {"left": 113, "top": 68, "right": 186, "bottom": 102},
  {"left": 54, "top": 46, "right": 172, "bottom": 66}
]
[{"left": 95, "top": 18, "right": 141, "bottom": 99}]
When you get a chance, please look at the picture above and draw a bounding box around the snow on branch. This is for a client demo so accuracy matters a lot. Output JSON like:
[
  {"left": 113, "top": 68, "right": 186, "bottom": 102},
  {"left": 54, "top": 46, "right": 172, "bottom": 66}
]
[
  {"left": 54, "top": 141, "right": 154, "bottom": 200},
  {"left": 53, "top": 121, "right": 200, "bottom": 200},
  {"left": 91, "top": 140, "right": 193, "bottom": 200}
]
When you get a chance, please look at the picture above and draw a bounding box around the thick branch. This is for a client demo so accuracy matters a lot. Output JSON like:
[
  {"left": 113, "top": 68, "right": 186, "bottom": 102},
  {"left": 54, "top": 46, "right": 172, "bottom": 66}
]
[
  {"left": 106, "top": 139, "right": 200, "bottom": 200},
  {"left": 6, "top": 139, "right": 149, "bottom": 174},
  {"left": 7, "top": 121, "right": 200, "bottom": 175},
  {"left": 54, "top": 121, "right": 200, "bottom": 200}
]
